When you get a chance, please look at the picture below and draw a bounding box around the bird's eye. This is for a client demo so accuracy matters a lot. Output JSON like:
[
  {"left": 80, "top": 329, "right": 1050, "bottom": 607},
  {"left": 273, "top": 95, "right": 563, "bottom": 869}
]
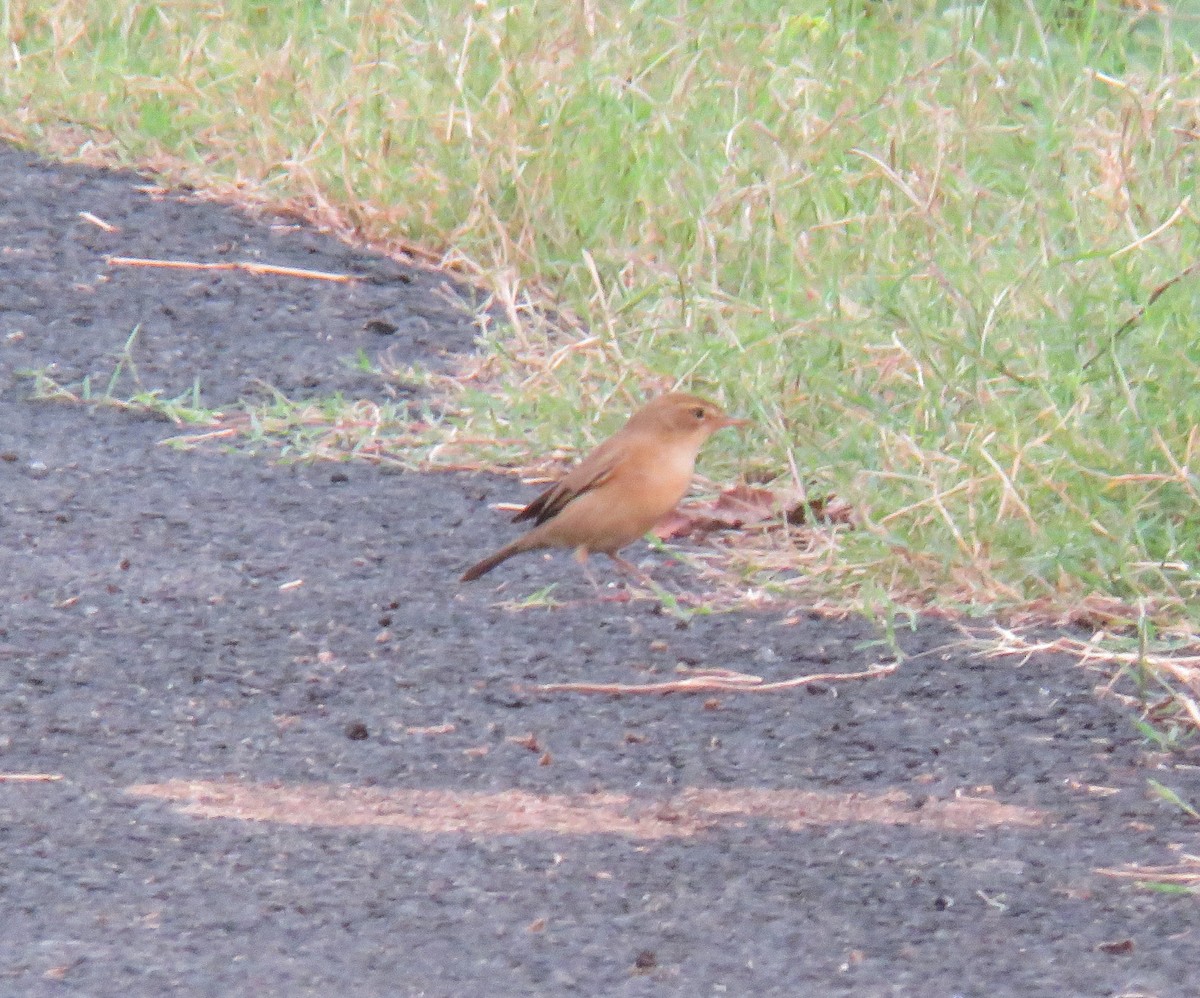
[{"left": 692, "top": 406, "right": 706, "bottom": 419}]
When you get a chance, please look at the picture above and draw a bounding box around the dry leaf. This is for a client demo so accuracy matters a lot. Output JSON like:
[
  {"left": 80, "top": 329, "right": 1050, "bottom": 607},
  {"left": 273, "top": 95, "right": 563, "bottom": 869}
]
[{"left": 653, "top": 485, "right": 852, "bottom": 541}]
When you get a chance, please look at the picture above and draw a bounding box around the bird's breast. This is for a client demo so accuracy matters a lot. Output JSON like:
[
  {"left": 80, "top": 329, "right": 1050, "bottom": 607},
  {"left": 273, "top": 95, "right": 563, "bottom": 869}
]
[
  {"left": 532, "top": 436, "right": 699, "bottom": 554},
  {"left": 629, "top": 440, "right": 696, "bottom": 505}
]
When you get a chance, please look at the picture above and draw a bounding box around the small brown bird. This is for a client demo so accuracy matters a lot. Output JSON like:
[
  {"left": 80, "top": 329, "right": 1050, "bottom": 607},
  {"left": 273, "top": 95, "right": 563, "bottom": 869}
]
[{"left": 460, "top": 392, "right": 747, "bottom": 582}]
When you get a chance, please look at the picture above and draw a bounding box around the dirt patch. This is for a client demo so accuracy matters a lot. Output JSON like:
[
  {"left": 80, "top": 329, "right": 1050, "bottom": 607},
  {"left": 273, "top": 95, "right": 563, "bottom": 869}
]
[{"left": 3, "top": 141, "right": 1200, "bottom": 998}]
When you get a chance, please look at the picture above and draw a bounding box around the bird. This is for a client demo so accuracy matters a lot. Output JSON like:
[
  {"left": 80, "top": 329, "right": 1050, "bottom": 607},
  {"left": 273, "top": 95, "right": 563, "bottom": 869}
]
[{"left": 460, "top": 392, "right": 748, "bottom": 583}]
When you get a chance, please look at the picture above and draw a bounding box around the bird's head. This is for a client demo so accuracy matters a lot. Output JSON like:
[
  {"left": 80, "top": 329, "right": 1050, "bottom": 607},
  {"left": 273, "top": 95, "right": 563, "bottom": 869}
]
[{"left": 629, "top": 392, "right": 749, "bottom": 444}]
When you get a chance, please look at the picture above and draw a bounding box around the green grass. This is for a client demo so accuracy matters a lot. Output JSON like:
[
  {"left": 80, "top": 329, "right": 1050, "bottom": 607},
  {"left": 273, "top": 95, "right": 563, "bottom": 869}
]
[{"left": 4, "top": 1, "right": 1200, "bottom": 652}]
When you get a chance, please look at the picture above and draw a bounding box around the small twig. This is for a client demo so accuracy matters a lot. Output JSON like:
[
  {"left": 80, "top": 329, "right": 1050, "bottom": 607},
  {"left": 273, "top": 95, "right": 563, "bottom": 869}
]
[
  {"left": 107, "top": 256, "right": 357, "bottom": 283},
  {"left": 407, "top": 722, "right": 456, "bottom": 736},
  {"left": 78, "top": 210, "right": 120, "bottom": 232},
  {"left": 530, "top": 662, "right": 897, "bottom": 695},
  {"left": 0, "top": 773, "right": 64, "bottom": 782}
]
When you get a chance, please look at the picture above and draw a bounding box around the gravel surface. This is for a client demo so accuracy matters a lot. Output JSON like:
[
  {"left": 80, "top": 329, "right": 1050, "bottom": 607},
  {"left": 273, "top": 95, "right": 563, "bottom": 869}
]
[{"left": 2, "top": 142, "right": 1198, "bottom": 998}]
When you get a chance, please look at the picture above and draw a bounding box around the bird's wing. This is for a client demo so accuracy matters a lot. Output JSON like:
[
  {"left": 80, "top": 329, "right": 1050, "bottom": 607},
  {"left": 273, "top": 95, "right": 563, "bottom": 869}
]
[{"left": 513, "top": 439, "right": 623, "bottom": 526}]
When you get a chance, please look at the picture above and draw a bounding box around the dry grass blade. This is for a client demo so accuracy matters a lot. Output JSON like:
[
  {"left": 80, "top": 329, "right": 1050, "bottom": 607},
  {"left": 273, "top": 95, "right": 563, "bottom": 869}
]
[
  {"left": 977, "top": 625, "right": 1200, "bottom": 686},
  {"left": 107, "top": 256, "right": 357, "bottom": 283},
  {"left": 530, "top": 662, "right": 897, "bottom": 695},
  {"left": 967, "top": 625, "right": 1200, "bottom": 734}
]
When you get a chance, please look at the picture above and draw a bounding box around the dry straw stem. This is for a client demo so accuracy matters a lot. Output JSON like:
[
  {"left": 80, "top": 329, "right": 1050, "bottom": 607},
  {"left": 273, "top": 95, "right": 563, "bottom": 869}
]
[
  {"left": 1097, "top": 855, "right": 1200, "bottom": 889},
  {"left": 531, "top": 662, "right": 897, "bottom": 696},
  {"left": 78, "top": 209, "right": 119, "bottom": 231}
]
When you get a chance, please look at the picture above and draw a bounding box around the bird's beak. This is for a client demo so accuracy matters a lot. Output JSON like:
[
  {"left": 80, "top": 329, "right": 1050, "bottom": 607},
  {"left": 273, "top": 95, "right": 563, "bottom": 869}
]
[{"left": 718, "top": 416, "right": 751, "bottom": 430}]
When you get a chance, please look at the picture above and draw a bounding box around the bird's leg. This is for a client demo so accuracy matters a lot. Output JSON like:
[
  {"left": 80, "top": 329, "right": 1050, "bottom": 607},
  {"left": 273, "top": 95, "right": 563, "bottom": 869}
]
[
  {"left": 606, "top": 552, "right": 658, "bottom": 589},
  {"left": 572, "top": 546, "right": 631, "bottom": 601},
  {"left": 608, "top": 551, "right": 704, "bottom": 608},
  {"left": 574, "top": 546, "right": 608, "bottom": 598}
]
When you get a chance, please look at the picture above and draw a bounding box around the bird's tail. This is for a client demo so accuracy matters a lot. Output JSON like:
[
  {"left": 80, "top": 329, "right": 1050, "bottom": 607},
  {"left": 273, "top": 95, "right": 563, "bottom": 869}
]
[{"left": 460, "top": 539, "right": 528, "bottom": 582}]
